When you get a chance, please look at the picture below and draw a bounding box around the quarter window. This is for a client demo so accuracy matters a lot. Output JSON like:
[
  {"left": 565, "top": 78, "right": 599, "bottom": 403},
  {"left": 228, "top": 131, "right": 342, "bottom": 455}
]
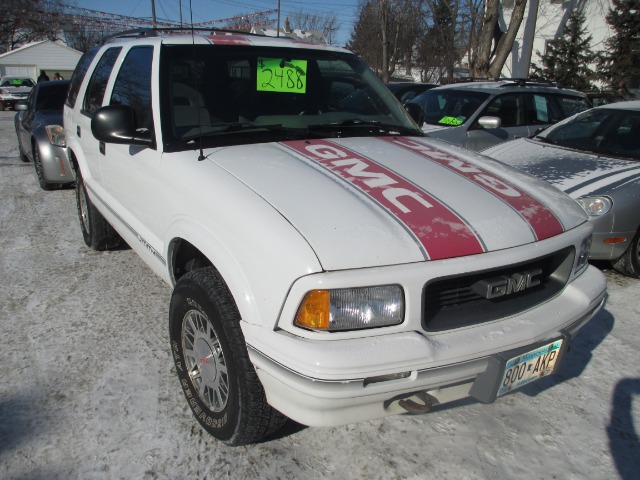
[{"left": 82, "top": 47, "right": 122, "bottom": 115}]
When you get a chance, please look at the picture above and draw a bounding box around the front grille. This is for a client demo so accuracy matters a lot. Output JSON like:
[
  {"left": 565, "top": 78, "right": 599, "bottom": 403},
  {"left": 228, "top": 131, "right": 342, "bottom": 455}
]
[{"left": 423, "top": 247, "right": 575, "bottom": 332}]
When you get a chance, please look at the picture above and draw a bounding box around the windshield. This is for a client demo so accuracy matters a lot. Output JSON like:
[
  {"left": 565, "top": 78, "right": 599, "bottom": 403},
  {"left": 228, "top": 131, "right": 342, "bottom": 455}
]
[
  {"left": 35, "top": 83, "right": 69, "bottom": 111},
  {"left": 1, "top": 78, "right": 34, "bottom": 87},
  {"left": 410, "top": 89, "right": 489, "bottom": 127},
  {"left": 537, "top": 108, "right": 640, "bottom": 160},
  {"left": 160, "top": 45, "right": 422, "bottom": 150}
]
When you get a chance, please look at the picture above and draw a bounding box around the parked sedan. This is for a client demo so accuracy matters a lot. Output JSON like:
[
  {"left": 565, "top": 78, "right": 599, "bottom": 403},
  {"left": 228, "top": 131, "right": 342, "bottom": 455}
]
[
  {"left": 0, "top": 76, "right": 35, "bottom": 110},
  {"left": 484, "top": 101, "right": 640, "bottom": 277},
  {"left": 15, "top": 80, "right": 74, "bottom": 190}
]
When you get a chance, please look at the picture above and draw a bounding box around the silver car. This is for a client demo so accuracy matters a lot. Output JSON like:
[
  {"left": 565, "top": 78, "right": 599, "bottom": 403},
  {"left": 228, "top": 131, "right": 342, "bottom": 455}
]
[
  {"left": 408, "top": 80, "right": 591, "bottom": 151},
  {"left": 0, "top": 76, "right": 35, "bottom": 110},
  {"left": 15, "top": 80, "right": 74, "bottom": 190},
  {"left": 484, "top": 101, "right": 640, "bottom": 278}
]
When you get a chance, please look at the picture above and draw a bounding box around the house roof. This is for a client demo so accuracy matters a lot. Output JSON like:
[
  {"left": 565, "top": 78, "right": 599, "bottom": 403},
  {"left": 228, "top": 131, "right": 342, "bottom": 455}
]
[
  {"left": 250, "top": 27, "right": 327, "bottom": 45},
  {"left": 0, "top": 40, "right": 82, "bottom": 59}
]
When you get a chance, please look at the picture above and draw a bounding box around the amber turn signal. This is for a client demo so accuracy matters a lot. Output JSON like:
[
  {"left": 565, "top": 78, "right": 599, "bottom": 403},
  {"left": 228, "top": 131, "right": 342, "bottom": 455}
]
[{"left": 295, "top": 290, "right": 331, "bottom": 330}]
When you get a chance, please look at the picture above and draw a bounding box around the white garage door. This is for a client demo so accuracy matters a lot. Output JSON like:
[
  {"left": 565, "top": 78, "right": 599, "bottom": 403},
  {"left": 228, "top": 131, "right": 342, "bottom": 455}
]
[{"left": 1, "top": 65, "right": 37, "bottom": 81}]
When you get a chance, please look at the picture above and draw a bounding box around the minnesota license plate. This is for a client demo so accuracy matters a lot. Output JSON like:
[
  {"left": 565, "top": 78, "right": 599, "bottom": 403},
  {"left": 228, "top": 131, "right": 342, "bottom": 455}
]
[{"left": 497, "top": 339, "right": 563, "bottom": 397}]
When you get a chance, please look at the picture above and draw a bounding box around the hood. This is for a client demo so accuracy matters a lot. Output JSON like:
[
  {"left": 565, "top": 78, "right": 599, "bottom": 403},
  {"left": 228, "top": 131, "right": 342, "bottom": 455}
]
[
  {"left": 208, "top": 136, "right": 587, "bottom": 271},
  {"left": 484, "top": 138, "right": 640, "bottom": 198},
  {"left": 1, "top": 86, "right": 31, "bottom": 94}
]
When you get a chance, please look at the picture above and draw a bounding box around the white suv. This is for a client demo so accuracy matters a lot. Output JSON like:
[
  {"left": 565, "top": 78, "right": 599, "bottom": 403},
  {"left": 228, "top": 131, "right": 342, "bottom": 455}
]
[{"left": 64, "top": 29, "right": 607, "bottom": 445}]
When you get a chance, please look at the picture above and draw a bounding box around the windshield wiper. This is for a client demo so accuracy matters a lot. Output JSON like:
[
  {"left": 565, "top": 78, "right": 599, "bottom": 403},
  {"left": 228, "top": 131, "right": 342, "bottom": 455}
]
[
  {"left": 534, "top": 135, "right": 557, "bottom": 145},
  {"left": 307, "top": 118, "right": 419, "bottom": 137},
  {"left": 182, "top": 122, "right": 287, "bottom": 142}
]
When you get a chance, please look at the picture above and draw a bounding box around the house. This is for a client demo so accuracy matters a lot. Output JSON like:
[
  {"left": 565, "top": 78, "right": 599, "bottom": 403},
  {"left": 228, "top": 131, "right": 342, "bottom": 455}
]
[
  {"left": 501, "top": 0, "right": 614, "bottom": 80},
  {"left": 0, "top": 40, "right": 83, "bottom": 81},
  {"left": 251, "top": 17, "right": 327, "bottom": 45}
]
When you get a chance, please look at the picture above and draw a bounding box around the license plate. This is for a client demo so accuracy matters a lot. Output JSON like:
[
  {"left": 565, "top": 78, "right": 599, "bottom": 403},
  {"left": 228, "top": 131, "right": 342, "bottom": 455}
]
[{"left": 497, "top": 339, "right": 563, "bottom": 397}]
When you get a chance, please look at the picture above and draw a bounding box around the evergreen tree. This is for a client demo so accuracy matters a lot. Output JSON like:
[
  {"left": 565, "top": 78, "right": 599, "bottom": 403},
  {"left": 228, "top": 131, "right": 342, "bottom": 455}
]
[
  {"left": 598, "top": 0, "right": 640, "bottom": 96},
  {"left": 530, "top": 9, "right": 596, "bottom": 91}
]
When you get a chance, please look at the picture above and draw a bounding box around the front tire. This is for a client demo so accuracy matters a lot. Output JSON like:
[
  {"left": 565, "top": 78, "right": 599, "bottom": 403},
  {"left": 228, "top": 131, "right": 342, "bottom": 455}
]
[
  {"left": 169, "top": 267, "right": 286, "bottom": 445},
  {"left": 612, "top": 228, "right": 640, "bottom": 278},
  {"left": 75, "top": 169, "right": 121, "bottom": 250},
  {"left": 33, "top": 144, "right": 57, "bottom": 190}
]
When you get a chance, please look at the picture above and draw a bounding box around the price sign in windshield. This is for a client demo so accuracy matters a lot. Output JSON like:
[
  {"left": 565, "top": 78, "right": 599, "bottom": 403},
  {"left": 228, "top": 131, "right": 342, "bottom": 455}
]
[{"left": 257, "top": 58, "right": 307, "bottom": 94}]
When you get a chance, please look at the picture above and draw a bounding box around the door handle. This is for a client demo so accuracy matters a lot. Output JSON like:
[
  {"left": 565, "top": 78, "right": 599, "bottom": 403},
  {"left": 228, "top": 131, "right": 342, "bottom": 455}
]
[
  {"left": 99, "top": 142, "right": 105, "bottom": 155},
  {"left": 77, "top": 125, "right": 81, "bottom": 137}
]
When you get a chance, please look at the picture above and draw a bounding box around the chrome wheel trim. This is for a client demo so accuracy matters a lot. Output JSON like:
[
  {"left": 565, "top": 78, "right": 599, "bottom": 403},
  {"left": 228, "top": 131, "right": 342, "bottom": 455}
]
[{"left": 182, "top": 309, "right": 229, "bottom": 412}]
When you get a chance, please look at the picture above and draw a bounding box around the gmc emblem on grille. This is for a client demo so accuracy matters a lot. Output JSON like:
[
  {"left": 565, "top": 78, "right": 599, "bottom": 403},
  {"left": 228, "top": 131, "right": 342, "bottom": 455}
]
[{"left": 472, "top": 268, "right": 543, "bottom": 299}]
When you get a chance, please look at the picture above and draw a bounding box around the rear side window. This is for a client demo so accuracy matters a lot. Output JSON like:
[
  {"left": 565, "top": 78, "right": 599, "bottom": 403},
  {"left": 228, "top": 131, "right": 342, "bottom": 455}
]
[
  {"left": 66, "top": 46, "right": 100, "bottom": 108},
  {"left": 82, "top": 47, "right": 122, "bottom": 115},
  {"left": 527, "top": 94, "right": 564, "bottom": 125},
  {"left": 110, "top": 47, "right": 154, "bottom": 130}
]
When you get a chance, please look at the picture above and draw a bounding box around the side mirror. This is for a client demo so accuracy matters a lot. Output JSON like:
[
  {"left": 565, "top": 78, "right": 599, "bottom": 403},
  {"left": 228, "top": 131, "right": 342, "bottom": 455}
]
[
  {"left": 404, "top": 102, "right": 425, "bottom": 126},
  {"left": 15, "top": 101, "right": 28, "bottom": 111},
  {"left": 91, "top": 105, "right": 153, "bottom": 146},
  {"left": 477, "top": 116, "right": 501, "bottom": 129}
]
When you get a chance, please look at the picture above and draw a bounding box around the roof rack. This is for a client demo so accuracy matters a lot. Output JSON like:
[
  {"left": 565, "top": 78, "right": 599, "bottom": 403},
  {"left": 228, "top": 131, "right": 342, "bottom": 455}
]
[
  {"left": 447, "top": 77, "right": 499, "bottom": 84},
  {"left": 496, "top": 78, "right": 557, "bottom": 87},
  {"left": 102, "top": 27, "right": 261, "bottom": 44}
]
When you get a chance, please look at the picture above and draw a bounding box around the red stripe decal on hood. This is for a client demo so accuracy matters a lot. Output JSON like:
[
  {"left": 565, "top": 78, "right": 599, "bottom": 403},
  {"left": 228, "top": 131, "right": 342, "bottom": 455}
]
[
  {"left": 382, "top": 137, "right": 564, "bottom": 240},
  {"left": 282, "top": 139, "right": 484, "bottom": 260}
]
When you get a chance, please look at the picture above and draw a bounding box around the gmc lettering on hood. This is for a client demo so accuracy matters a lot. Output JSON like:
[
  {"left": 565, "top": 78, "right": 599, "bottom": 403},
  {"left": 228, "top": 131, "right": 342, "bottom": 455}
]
[
  {"left": 384, "top": 137, "right": 564, "bottom": 240},
  {"left": 282, "top": 139, "right": 485, "bottom": 260}
]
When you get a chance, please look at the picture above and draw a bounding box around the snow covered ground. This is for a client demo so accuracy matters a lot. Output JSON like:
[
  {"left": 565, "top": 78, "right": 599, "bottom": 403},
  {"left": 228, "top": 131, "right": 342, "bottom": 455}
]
[{"left": 0, "top": 110, "right": 638, "bottom": 479}]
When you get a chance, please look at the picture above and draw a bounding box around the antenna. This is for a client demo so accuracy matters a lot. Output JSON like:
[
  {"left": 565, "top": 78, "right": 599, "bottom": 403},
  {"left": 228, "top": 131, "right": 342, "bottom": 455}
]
[{"left": 189, "top": 0, "right": 206, "bottom": 161}]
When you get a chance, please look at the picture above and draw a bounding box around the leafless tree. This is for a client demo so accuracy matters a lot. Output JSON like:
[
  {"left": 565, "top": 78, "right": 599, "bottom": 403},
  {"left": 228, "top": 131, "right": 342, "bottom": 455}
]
[
  {"left": 469, "top": 0, "right": 528, "bottom": 78},
  {"left": 0, "top": 0, "right": 66, "bottom": 52},
  {"left": 348, "top": 0, "right": 424, "bottom": 82}
]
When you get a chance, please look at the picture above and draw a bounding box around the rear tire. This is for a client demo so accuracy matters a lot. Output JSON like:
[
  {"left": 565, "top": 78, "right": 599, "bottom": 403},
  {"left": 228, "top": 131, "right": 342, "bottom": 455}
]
[
  {"left": 612, "top": 228, "right": 640, "bottom": 278},
  {"left": 75, "top": 169, "right": 121, "bottom": 250},
  {"left": 15, "top": 128, "right": 29, "bottom": 162},
  {"left": 169, "top": 267, "right": 286, "bottom": 445}
]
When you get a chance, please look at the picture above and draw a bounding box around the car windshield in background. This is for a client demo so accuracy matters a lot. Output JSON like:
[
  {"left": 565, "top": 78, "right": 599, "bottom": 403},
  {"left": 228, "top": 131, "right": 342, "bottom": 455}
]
[
  {"left": 160, "top": 45, "right": 421, "bottom": 150},
  {"left": 537, "top": 108, "right": 640, "bottom": 160},
  {"left": 411, "top": 89, "right": 489, "bottom": 127},
  {"left": 1, "top": 78, "right": 35, "bottom": 87}
]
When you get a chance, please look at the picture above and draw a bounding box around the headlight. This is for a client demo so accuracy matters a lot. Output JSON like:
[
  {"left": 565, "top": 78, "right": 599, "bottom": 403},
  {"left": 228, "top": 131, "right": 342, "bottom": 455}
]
[
  {"left": 45, "top": 125, "right": 66, "bottom": 147},
  {"left": 575, "top": 235, "right": 592, "bottom": 276},
  {"left": 577, "top": 196, "right": 612, "bottom": 216},
  {"left": 295, "top": 285, "right": 404, "bottom": 332}
]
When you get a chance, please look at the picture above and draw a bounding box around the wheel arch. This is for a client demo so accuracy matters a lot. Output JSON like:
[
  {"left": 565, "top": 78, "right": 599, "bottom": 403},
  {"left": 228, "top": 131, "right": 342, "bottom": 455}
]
[{"left": 166, "top": 222, "right": 264, "bottom": 327}]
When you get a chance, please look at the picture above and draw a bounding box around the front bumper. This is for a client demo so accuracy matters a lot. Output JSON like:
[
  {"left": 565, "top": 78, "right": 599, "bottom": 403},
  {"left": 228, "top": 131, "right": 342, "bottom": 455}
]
[
  {"left": 38, "top": 141, "right": 74, "bottom": 184},
  {"left": 245, "top": 265, "right": 606, "bottom": 427}
]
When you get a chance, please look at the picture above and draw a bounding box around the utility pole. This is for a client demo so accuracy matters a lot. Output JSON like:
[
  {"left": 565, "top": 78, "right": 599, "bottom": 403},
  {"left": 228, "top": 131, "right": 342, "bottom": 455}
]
[
  {"left": 151, "top": 0, "right": 157, "bottom": 28},
  {"left": 277, "top": 0, "right": 281, "bottom": 37}
]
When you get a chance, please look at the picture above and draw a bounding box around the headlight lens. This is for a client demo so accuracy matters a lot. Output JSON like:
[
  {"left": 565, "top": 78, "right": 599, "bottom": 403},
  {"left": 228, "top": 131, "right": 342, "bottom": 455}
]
[
  {"left": 577, "top": 196, "right": 612, "bottom": 216},
  {"left": 45, "top": 125, "right": 66, "bottom": 147},
  {"left": 575, "top": 235, "right": 592, "bottom": 276},
  {"left": 295, "top": 285, "right": 404, "bottom": 332}
]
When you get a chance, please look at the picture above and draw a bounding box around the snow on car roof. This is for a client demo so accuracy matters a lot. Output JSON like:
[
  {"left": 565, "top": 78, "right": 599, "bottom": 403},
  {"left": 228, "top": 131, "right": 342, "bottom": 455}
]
[{"left": 594, "top": 100, "right": 640, "bottom": 111}]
